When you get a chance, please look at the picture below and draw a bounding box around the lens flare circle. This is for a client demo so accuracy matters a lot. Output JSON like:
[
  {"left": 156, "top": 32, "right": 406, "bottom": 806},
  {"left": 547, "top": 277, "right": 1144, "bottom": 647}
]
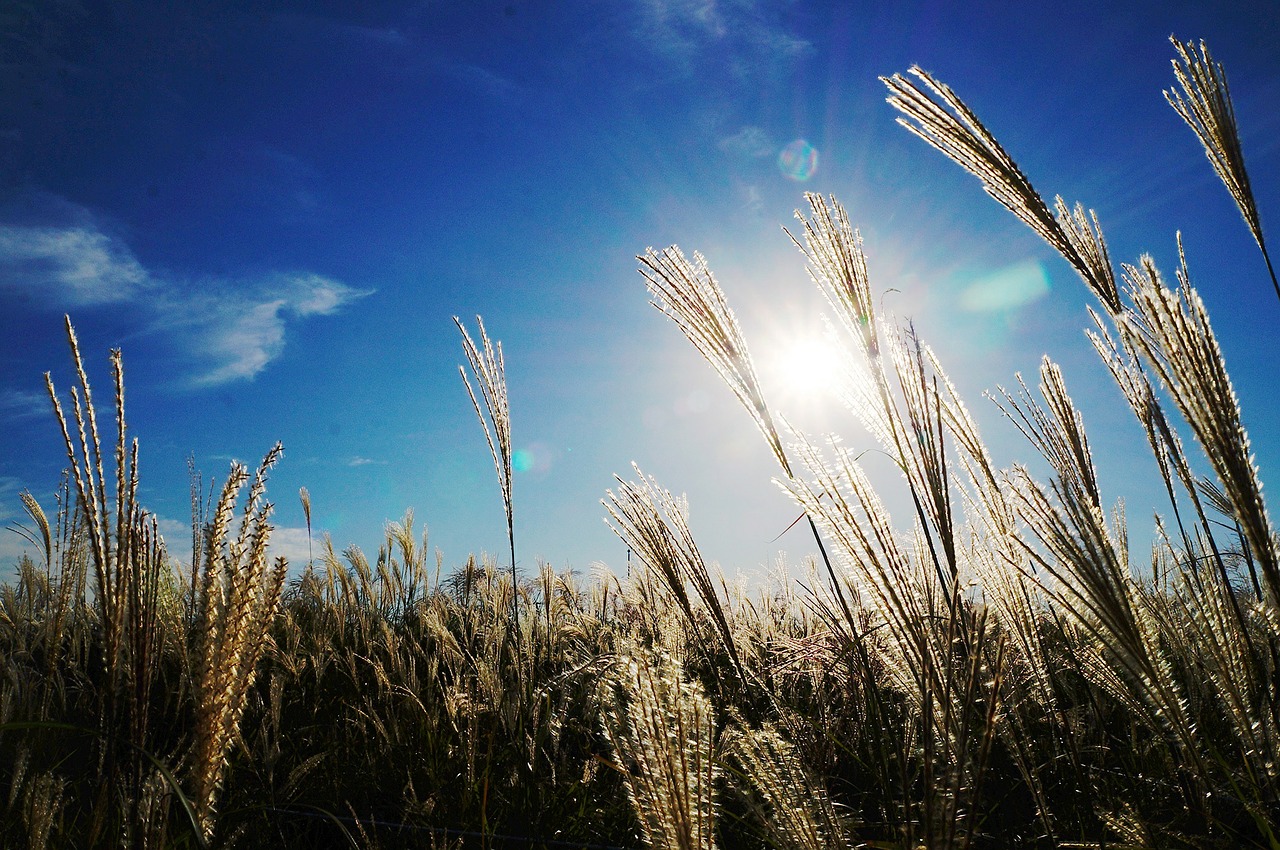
[
  {"left": 778, "top": 139, "right": 819, "bottom": 182},
  {"left": 512, "top": 443, "right": 553, "bottom": 474}
]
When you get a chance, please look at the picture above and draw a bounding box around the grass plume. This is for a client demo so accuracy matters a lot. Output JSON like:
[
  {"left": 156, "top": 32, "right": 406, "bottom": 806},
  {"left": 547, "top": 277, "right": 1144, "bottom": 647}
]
[{"left": 1165, "top": 36, "right": 1278, "bottom": 301}]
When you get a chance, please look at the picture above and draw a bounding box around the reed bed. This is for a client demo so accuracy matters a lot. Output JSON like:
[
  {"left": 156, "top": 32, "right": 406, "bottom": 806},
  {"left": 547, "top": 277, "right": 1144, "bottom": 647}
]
[{"left": 3, "top": 35, "right": 1278, "bottom": 849}]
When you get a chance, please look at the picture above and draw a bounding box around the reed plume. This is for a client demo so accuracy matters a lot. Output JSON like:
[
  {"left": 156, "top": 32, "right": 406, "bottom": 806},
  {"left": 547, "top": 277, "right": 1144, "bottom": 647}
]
[
  {"left": 723, "top": 718, "right": 848, "bottom": 850},
  {"left": 604, "top": 466, "right": 748, "bottom": 689},
  {"left": 883, "top": 68, "right": 1121, "bottom": 312},
  {"left": 1165, "top": 36, "right": 1278, "bottom": 301},
  {"left": 189, "top": 444, "right": 288, "bottom": 839},
  {"left": 603, "top": 648, "right": 718, "bottom": 850},
  {"left": 639, "top": 247, "right": 788, "bottom": 474},
  {"left": 638, "top": 244, "right": 849, "bottom": 627},
  {"left": 455, "top": 315, "right": 521, "bottom": 662},
  {"left": 1117, "top": 255, "right": 1279, "bottom": 607},
  {"left": 41, "top": 316, "right": 174, "bottom": 841}
]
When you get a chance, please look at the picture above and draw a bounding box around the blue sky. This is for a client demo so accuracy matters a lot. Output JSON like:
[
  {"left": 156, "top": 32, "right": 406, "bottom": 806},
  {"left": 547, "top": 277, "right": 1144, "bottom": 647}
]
[{"left": 2, "top": 0, "right": 1278, "bottom": 584}]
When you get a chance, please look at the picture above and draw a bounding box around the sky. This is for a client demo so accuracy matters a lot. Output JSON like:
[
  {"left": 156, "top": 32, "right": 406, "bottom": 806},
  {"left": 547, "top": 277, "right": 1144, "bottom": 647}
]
[{"left": 2, "top": 0, "right": 1279, "bottom": 586}]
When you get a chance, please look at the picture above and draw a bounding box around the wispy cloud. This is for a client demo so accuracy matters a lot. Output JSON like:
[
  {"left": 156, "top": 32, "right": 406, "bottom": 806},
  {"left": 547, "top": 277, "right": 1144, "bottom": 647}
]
[
  {"left": 0, "top": 224, "right": 149, "bottom": 304},
  {"left": 269, "top": 11, "right": 519, "bottom": 102},
  {"left": 165, "top": 273, "right": 368, "bottom": 386},
  {"left": 0, "top": 195, "right": 369, "bottom": 387},
  {"left": 635, "top": 0, "right": 811, "bottom": 72},
  {"left": 347, "top": 456, "right": 387, "bottom": 467},
  {"left": 719, "top": 125, "right": 775, "bottom": 158},
  {"left": 269, "top": 12, "right": 410, "bottom": 49},
  {"left": 640, "top": 0, "right": 727, "bottom": 48},
  {"left": 441, "top": 61, "right": 520, "bottom": 99},
  {"left": 0, "top": 388, "right": 52, "bottom": 422}
]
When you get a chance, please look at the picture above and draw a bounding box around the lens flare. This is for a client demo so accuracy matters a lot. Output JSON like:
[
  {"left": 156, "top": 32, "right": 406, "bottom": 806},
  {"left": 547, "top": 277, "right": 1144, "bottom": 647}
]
[
  {"left": 959, "top": 260, "right": 1051, "bottom": 312},
  {"left": 512, "top": 443, "right": 553, "bottom": 474},
  {"left": 778, "top": 139, "right": 819, "bottom": 181}
]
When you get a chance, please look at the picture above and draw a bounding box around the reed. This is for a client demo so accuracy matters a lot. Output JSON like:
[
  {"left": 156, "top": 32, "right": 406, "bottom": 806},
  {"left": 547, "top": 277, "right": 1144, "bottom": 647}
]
[
  {"left": 455, "top": 315, "right": 522, "bottom": 669},
  {"left": 188, "top": 444, "right": 288, "bottom": 840},
  {"left": 1165, "top": 36, "right": 1278, "bottom": 301},
  {"left": 3, "top": 33, "right": 1278, "bottom": 850},
  {"left": 602, "top": 648, "right": 719, "bottom": 850}
]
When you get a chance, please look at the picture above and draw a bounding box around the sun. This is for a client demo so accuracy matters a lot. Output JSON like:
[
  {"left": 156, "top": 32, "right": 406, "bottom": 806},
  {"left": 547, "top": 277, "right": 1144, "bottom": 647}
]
[{"left": 767, "top": 334, "right": 847, "bottom": 402}]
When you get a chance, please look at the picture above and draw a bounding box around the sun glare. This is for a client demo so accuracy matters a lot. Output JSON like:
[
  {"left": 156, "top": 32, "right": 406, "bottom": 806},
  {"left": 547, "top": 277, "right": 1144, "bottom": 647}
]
[{"left": 770, "top": 335, "right": 846, "bottom": 401}]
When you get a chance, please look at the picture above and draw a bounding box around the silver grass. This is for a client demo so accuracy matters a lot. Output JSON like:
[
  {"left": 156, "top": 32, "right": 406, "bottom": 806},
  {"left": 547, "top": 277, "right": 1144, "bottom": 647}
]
[
  {"left": 996, "top": 359, "right": 1103, "bottom": 514},
  {"left": 1165, "top": 36, "right": 1278, "bottom": 300},
  {"left": 455, "top": 315, "right": 521, "bottom": 658},
  {"left": 1087, "top": 308, "right": 1257, "bottom": 642},
  {"left": 787, "top": 194, "right": 881, "bottom": 363},
  {"left": 639, "top": 246, "right": 789, "bottom": 475},
  {"left": 638, "top": 243, "right": 855, "bottom": 638},
  {"left": 780, "top": 433, "right": 932, "bottom": 695},
  {"left": 723, "top": 718, "right": 850, "bottom": 850},
  {"left": 604, "top": 467, "right": 748, "bottom": 687},
  {"left": 788, "top": 196, "right": 968, "bottom": 596},
  {"left": 18, "top": 492, "right": 52, "bottom": 571},
  {"left": 1116, "top": 254, "right": 1279, "bottom": 608},
  {"left": 999, "top": 360, "right": 1201, "bottom": 765},
  {"left": 20, "top": 770, "right": 66, "bottom": 850},
  {"left": 926, "top": 356, "right": 1057, "bottom": 711},
  {"left": 190, "top": 444, "right": 288, "bottom": 839},
  {"left": 1164, "top": 558, "right": 1275, "bottom": 787},
  {"left": 603, "top": 649, "right": 719, "bottom": 850},
  {"left": 882, "top": 69, "right": 1121, "bottom": 312},
  {"left": 884, "top": 327, "right": 960, "bottom": 592},
  {"left": 43, "top": 318, "right": 137, "bottom": 673}
]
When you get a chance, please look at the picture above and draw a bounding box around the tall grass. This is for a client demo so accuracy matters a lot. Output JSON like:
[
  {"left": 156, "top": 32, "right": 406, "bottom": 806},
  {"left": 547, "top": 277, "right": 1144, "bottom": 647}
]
[{"left": 2, "top": 35, "right": 1278, "bottom": 849}]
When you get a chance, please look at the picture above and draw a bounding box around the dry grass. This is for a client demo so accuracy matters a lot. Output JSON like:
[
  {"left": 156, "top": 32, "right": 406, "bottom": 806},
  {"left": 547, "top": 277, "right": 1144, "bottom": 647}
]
[
  {"left": 3, "top": 34, "right": 1279, "bottom": 850},
  {"left": 1165, "top": 36, "right": 1278, "bottom": 300}
]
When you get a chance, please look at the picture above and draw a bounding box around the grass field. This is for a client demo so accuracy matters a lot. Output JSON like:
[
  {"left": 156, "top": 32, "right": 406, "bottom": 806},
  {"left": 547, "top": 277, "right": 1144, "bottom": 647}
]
[{"left": 3, "top": 37, "right": 1279, "bottom": 849}]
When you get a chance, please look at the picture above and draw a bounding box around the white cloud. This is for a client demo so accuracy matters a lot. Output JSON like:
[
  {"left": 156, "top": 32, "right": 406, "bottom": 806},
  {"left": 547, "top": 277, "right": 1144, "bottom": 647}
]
[
  {"left": 177, "top": 274, "right": 368, "bottom": 386},
  {"left": 643, "top": 0, "right": 726, "bottom": 42},
  {"left": 0, "top": 196, "right": 369, "bottom": 388},
  {"left": 337, "top": 23, "right": 409, "bottom": 47},
  {"left": 288, "top": 273, "right": 358, "bottom": 316},
  {"left": 347, "top": 456, "right": 386, "bottom": 467},
  {"left": 267, "top": 525, "right": 320, "bottom": 568},
  {"left": 270, "top": 12, "right": 410, "bottom": 50},
  {"left": 719, "top": 125, "right": 775, "bottom": 158},
  {"left": 0, "top": 388, "right": 52, "bottom": 422},
  {"left": 189, "top": 297, "right": 291, "bottom": 386},
  {"left": 635, "top": 0, "right": 811, "bottom": 70},
  {"left": 0, "top": 224, "right": 149, "bottom": 304},
  {"left": 442, "top": 61, "right": 520, "bottom": 100}
]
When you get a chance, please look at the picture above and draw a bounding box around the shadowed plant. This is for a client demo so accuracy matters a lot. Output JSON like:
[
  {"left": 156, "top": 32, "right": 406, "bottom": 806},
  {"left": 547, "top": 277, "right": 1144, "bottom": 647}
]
[
  {"left": 722, "top": 716, "right": 850, "bottom": 850},
  {"left": 40, "top": 316, "right": 176, "bottom": 846}
]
